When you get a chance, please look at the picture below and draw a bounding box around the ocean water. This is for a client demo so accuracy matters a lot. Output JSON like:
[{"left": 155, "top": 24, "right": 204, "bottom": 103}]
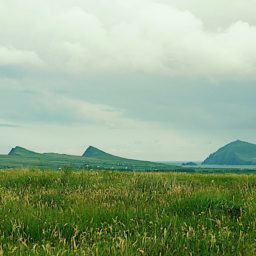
[
  {"left": 161, "top": 161, "right": 256, "bottom": 170},
  {"left": 196, "top": 164, "right": 256, "bottom": 170}
]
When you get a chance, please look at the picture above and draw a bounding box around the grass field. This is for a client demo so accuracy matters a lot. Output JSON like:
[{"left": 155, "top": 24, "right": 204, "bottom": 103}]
[{"left": 0, "top": 170, "right": 255, "bottom": 255}]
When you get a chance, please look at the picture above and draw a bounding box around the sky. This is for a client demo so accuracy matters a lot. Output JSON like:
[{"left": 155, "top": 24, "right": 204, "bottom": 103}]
[{"left": 1, "top": 0, "right": 256, "bottom": 161}]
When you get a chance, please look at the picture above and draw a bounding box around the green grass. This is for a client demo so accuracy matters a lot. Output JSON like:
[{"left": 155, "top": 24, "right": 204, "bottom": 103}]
[{"left": 0, "top": 170, "right": 256, "bottom": 255}]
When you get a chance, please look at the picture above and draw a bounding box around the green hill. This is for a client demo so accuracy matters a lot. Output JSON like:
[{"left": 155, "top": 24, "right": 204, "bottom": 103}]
[
  {"left": 0, "top": 146, "right": 178, "bottom": 171},
  {"left": 82, "top": 146, "right": 177, "bottom": 170},
  {"left": 8, "top": 146, "right": 40, "bottom": 157},
  {"left": 202, "top": 140, "right": 256, "bottom": 165},
  {"left": 83, "top": 146, "right": 141, "bottom": 162},
  {"left": 82, "top": 146, "right": 123, "bottom": 160}
]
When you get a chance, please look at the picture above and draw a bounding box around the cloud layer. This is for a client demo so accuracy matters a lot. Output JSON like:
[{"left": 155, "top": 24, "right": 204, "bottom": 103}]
[{"left": 1, "top": 0, "right": 256, "bottom": 77}]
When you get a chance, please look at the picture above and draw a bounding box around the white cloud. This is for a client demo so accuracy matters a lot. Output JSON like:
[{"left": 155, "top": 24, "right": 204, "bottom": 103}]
[
  {"left": 1, "top": 1, "right": 256, "bottom": 77},
  {"left": 161, "top": 0, "right": 256, "bottom": 29},
  {"left": 0, "top": 46, "right": 43, "bottom": 67},
  {"left": 37, "top": 92, "right": 158, "bottom": 129},
  {"left": 57, "top": 97, "right": 136, "bottom": 128}
]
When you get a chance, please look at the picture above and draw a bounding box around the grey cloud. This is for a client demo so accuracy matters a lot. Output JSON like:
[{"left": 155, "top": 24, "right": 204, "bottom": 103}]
[
  {"left": 0, "top": 123, "right": 19, "bottom": 128},
  {"left": 1, "top": 75, "right": 255, "bottom": 132}
]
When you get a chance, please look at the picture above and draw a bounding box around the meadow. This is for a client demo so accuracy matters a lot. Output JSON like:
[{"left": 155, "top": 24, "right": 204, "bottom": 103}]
[{"left": 0, "top": 170, "right": 255, "bottom": 255}]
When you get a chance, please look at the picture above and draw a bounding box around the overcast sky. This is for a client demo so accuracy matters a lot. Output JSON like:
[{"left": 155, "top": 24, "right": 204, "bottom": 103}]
[{"left": 1, "top": 0, "right": 256, "bottom": 161}]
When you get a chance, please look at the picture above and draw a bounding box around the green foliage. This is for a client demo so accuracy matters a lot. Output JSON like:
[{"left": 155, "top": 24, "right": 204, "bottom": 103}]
[
  {"left": 0, "top": 170, "right": 255, "bottom": 255},
  {"left": 62, "top": 165, "right": 73, "bottom": 175}
]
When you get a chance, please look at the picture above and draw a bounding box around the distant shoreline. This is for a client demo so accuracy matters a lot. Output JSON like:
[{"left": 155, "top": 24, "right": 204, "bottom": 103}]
[{"left": 158, "top": 161, "right": 256, "bottom": 169}]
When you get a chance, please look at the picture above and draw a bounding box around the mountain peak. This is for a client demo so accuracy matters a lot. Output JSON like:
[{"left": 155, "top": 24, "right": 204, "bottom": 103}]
[
  {"left": 86, "top": 145, "right": 99, "bottom": 152},
  {"left": 203, "top": 140, "right": 256, "bottom": 165},
  {"left": 230, "top": 139, "right": 247, "bottom": 144},
  {"left": 82, "top": 146, "right": 115, "bottom": 159},
  {"left": 8, "top": 146, "right": 39, "bottom": 156}
]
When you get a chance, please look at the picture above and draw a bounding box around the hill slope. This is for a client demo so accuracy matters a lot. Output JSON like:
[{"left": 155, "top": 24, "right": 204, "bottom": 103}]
[
  {"left": 0, "top": 146, "right": 178, "bottom": 171},
  {"left": 83, "top": 146, "right": 140, "bottom": 162},
  {"left": 83, "top": 146, "right": 122, "bottom": 160},
  {"left": 82, "top": 146, "right": 178, "bottom": 170},
  {"left": 8, "top": 146, "right": 40, "bottom": 157},
  {"left": 202, "top": 140, "right": 256, "bottom": 165}
]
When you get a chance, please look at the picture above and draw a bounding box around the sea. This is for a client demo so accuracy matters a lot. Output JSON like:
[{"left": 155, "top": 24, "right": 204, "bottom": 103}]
[{"left": 160, "top": 161, "right": 256, "bottom": 170}]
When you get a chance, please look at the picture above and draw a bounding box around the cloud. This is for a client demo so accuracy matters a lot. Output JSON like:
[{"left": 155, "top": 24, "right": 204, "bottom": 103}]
[
  {"left": 37, "top": 92, "right": 160, "bottom": 129},
  {"left": 0, "top": 123, "right": 19, "bottom": 128},
  {"left": 162, "top": 0, "right": 256, "bottom": 29},
  {"left": 1, "top": 81, "right": 255, "bottom": 161},
  {"left": 1, "top": 1, "right": 256, "bottom": 77},
  {"left": 0, "top": 46, "right": 43, "bottom": 67},
  {"left": 0, "top": 117, "right": 20, "bottom": 128},
  {"left": 0, "top": 86, "right": 152, "bottom": 129}
]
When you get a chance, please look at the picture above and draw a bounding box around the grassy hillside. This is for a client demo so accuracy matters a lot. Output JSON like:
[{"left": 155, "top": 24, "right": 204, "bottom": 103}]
[
  {"left": 203, "top": 140, "right": 256, "bottom": 165},
  {"left": 8, "top": 146, "right": 40, "bottom": 156},
  {"left": 0, "top": 146, "right": 178, "bottom": 171},
  {"left": 0, "top": 170, "right": 255, "bottom": 255},
  {"left": 82, "top": 146, "right": 124, "bottom": 160}
]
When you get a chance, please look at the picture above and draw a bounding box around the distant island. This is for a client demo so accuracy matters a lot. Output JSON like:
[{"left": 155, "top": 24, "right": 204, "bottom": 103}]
[
  {"left": 182, "top": 162, "right": 198, "bottom": 166},
  {"left": 202, "top": 140, "right": 256, "bottom": 165}
]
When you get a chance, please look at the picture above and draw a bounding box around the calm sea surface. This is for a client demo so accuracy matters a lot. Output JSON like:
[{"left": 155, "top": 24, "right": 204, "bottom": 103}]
[{"left": 160, "top": 161, "right": 256, "bottom": 170}]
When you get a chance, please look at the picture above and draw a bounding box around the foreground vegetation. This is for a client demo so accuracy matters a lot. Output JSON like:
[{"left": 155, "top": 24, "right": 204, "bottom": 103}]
[{"left": 0, "top": 170, "right": 256, "bottom": 255}]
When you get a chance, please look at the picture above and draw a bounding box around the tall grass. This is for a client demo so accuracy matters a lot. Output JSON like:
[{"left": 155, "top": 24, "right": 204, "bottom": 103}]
[{"left": 0, "top": 170, "right": 255, "bottom": 255}]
